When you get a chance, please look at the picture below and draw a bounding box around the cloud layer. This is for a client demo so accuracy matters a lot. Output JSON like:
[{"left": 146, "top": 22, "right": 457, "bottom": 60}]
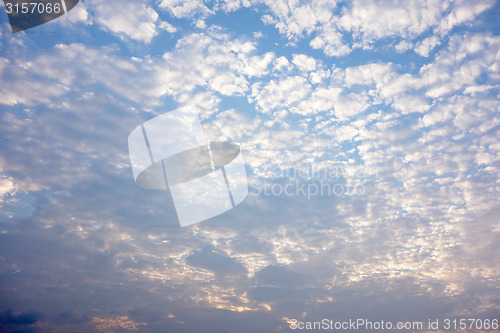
[{"left": 0, "top": 0, "right": 499, "bottom": 332}]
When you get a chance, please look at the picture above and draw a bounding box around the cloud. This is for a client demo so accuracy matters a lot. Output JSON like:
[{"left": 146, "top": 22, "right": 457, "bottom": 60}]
[
  {"left": 158, "top": 0, "right": 212, "bottom": 19},
  {"left": 0, "top": 2, "right": 499, "bottom": 331},
  {"left": 420, "top": 33, "right": 500, "bottom": 98},
  {"left": 436, "top": 0, "right": 496, "bottom": 35},
  {"left": 0, "top": 57, "right": 68, "bottom": 106},
  {"left": 0, "top": 309, "right": 40, "bottom": 330},
  {"left": 186, "top": 250, "right": 248, "bottom": 276},
  {"left": 253, "top": 265, "right": 306, "bottom": 288},
  {"left": 414, "top": 35, "right": 440, "bottom": 57},
  {"left": 291, "top": 54, "right": 318, "bottom": 73},
  {"left": 338, "top": 0, "right": 447, "bottom": 41},
  {"left": 253, "top": 0, "right": 495, "bottom": 57},
  {"left": 0, "top": 43, "right": 164, "bottom": 106},
  {"left": 392, "top": 95, "right": 431, "bottom": 114},
  {"left": 209, "top": 73, "right": 248, "bottom": 96},
  {"left": 251, "top": 76, "right": 312, "bottom": 113},
  {"left": 395, "top": 40, "right": 413, "bottom": 53},
  {"left": 254, "top": 0, "right": 337, "bottom": 38},
  {"left": 309, "top": 26, "right": 351, "bottom": 57},
  {"left": 58, "top": 1, "right": 90, "bottom": 26},
  {"left": 89, "top": 0, "right": 161, "bottom": 42},
  {"left": 158, "top": 20, "right": 177, "bottom": 33},
  {"left": 0, "top": 29, "right": 275, "bottom": 108}
]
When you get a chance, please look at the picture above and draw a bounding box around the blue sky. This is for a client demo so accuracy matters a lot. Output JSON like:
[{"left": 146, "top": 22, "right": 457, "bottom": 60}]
[{"left": 0, "top": 0, "right": 499, "bottom": 332}]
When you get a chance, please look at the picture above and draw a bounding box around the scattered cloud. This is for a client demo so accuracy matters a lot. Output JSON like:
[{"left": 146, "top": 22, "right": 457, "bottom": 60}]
[
  {"left": 89, "top": 0, "right": 161, "bottom": 42},
  {"left": 0, "top": 0, "right": 499, "bottom": 332}
]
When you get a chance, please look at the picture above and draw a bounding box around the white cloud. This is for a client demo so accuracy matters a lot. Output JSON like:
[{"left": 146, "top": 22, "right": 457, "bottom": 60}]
[
  {"left": 0, "top": 30, "right": 276, "bottom": 108},
  {"left": 272, "top": 56, "right": 291, "bottom": 72},
  {"left": 89, "top": 0, "right": 160, "bottom": 42},
  {"left": 464, "top": 85, "right": 495, "bottom": 95},
  {"left": 158, "top": 21, "right": 177, "bottom": 33},
  {"left": 209, "top": 73, "right": 248, "bottom": 95},
  {"left": 22, "top": 43, "right": 162, "bottom": 103},
  {"left": 392, "top": 95, "right": 431, "bottom": 114},
  {"left": 154, "top": 30, "right": 274, "bottom": 105},
  {"left": 206, "top": 108, "right": 262, "bottom": 142},
  {"left": 309, "top": 25, "right": 351, "bottom": 57},
  {"left": 218, "top": 0, "right": 250, "bottom": 12},
  {"left": 437, "top": 0, "right": 496, "bottom": 36},
  {"left": 251, "top": 76, "right": 312, "bottom": 113},
  {"left": 344, "top": 63, "right": 395, "bottom": 88},
  {"left": 59, "top": 2, "right": 90, "bottom": 25},
  {"left": 251, "top": 0, "right": 495, "bottom": 57},
  {"left": 395, "top": 40, "right": 413, "bottom": 53},
  {"left": 332, "top": 92, "right": 370, "bottom": 121},
  {"left": 419, "top": 104, "right": 454, "bottom": 127},
  {"left": 420, "top": 33, "right": 500, "bottom": 98},
  {"left": 294, "top": 87, "right": 339, "bottom": 115},
  {"left": 0, "top": 176, "right": 15, "bottom": 198},
  {"left": 335, "top": 125, "right": 359, "bottom": 142},
  {"left": 339, "top": 0, "right": 447, "bottom": 41},
  {"left": 1, "top": 4, "right": 499, "bottom": 327},
  {"left": 239, "top": 52, "right": 275, "bottom": 77},
  {"left": 291, "top": 54, "right": 317, "bottom": 73},
  {"left": 415, "top": 36, "right": 440, "bottom": 57}
]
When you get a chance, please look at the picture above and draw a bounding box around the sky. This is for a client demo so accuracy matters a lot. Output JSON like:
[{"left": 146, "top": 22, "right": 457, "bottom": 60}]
[{"left": 0, "top": 0, "right": 499, "bottom": 332}]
